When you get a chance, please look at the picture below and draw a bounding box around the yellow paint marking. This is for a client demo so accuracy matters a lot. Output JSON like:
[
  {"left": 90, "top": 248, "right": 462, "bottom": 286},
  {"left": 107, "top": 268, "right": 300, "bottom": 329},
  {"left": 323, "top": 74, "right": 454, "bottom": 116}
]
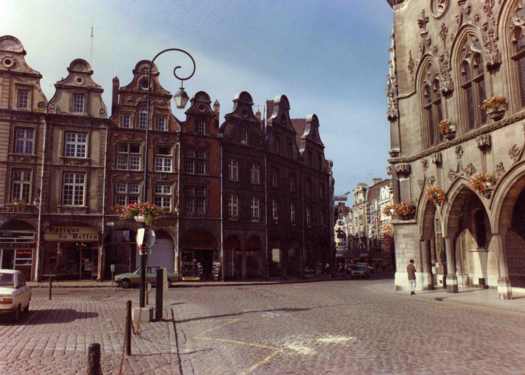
[
  {"left": 194, "top": 318, "right": 241, "bottom": 338},
  {"left": 196, "top": 336, "right": 280, "bottom": 352},
  {"left": 241, "top": 350, "right": 281, "bottom": 375}
]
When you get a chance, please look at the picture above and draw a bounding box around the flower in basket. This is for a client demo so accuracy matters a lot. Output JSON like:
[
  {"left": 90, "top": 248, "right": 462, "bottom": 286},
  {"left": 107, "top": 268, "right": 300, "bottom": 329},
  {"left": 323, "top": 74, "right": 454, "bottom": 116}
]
[
  {"left": 382, "top": 203, "right": 396, "bottom": 217},
  {"left": 393, "top": 201, "right": 416, "bottom": 219},
  {"left": 469, "top": 173, "right": 496, "bottom": 194},
  {"left": 115, "top": 202, "right": 163, "bottom": 226},
  {"left": 480, "top": 96, "right": 507, "bottom": 111},
  {"left": 425, "top": 185, "right": 446, "bottom": 206}
]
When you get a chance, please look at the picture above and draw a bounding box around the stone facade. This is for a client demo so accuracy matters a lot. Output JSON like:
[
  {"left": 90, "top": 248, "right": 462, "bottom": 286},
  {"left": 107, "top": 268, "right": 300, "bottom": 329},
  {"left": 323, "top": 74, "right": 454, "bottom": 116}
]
[
  {"left": 0, "top": 35, "right": 334, "bottom": 281},
  {"left": 387, "top": 0, "right": 525, "bottom": 298}
]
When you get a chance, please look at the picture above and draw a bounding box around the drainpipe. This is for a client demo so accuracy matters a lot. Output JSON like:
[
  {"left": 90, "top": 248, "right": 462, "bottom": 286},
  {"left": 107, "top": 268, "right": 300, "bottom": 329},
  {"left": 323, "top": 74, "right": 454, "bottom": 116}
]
[
  {"left": 175, "top": 139, "right": 181, "bottom": 279},
  {"left": 35, "top": 114, "right": 48, "bottom": 282},
  {"left": 98, "top": 120, "right": 108, "bottom": 281},
  {"left": 219, "top": 134, "right": 224, "bottom": 281},
  {"left": 264, "top": 152, "right": 269, "bottom": 279}
]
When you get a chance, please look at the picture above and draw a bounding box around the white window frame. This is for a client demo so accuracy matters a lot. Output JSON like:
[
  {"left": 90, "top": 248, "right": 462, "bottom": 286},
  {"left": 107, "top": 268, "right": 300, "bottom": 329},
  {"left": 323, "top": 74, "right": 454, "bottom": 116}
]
[
  {"left": 155, "top": 146, "right": 173, "bottom": 173},
  {"left": 14, "top": 127, "right": 34, "bottom": 154},
  {"left": 114, "top": 182, "right": 140, "bottom": 206},
  {"left": 121, "top": 114, "right": 131, "bottom": 129},
  {"left": 64, "top": 132, "right": 88, "bottom": 158},
  {"left": 62, "top": 172, "right": 86, "bottom": 206},
  {"left": 156, "top": 115, "right": 168, "bottom": 132},
  {"left": 251, "top": 197, "right": 260, "bottom": 222},
  {"left": 195, "top": 151, "right": 208, "bottom": 176},
  {"left": 229, "top": 159, "right": 239, "bottom": 182},
  {"left": 228, "top": 194, "right": 239, "bottom": 219},
  {"left": 154, "top": 183, "right": 172, "bottom": 210},
  {"left": 250, "top": 164, "right": 260, "bottom": 185},
  {"left": 116, "top": 143, "right": 141, "bottom": 171},
  {"left": 11, "top": 169, "right": 31, "bottom": 203},
  {"left": 73, "top": 93, "right": 86, "bottom": 113},
  {"left": 138, "top": 110, "right": 148, "bottom": 129},
  {"left": 196, "top": 119, "right": 206, "bottom": 136},
  {"left": 17, "top": 88, "right": 29, "bottom": 109},
  {"left": 241, "top": 127, "right": 248, "bottom": 144}
]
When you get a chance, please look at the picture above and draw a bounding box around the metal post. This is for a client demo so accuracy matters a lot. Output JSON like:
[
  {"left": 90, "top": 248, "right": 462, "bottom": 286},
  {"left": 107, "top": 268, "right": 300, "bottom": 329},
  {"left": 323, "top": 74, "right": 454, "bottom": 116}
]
[
  {"left": 139, "top": 251, "right": 146, "bottom": 308},
  {"left": 48, "top": 276, "right": 53, "bottom": 300},
  {"left": 125, "top": 300, "right": 132, "bottom": 356},
  {"left": 155, "top": 268, "right": 164, "bottom": 321},
  {"left": 87, "top": 343, "right": 102, "bottom": 375}
]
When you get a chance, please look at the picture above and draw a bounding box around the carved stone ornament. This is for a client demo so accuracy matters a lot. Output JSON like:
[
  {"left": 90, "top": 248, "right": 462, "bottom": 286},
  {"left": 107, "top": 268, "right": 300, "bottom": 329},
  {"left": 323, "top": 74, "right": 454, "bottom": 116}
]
[
  {"left": 386, "top": 33, "right": 399, "bottom": 122},
  {"left": 496, "top": 162, "right": 506, "bottom": 179},
  {"left": 481, "top": 18, "right": 501, "bottom": 72},
  {"left": 457, "top": 0, "right": 472, "bottom": 27},
  {"left": 476, "top": 134, "right": 492, "bottom": 152},
  {"left": 422, "top": 159, "right": 429, "bottom": 170},
  {"left": 455, "top": 145, "right": 464, "bottom": 159},
  {"left": 432, "top": 0, "right": 449, "bottom": 18},
  {"left": 509, "top": 144, "right": 522, "bottom": 163},
  {"left": 439, "top": 53, "right": 454, "bottom": 97},
  {"left": 408, "top": 50, "right": 415, "bottom": 78},
  {"left": 464, "top": 163, "right": 477, "bottom": 177},
  {"left": 511, "top": 1, "right": 525, "bottom": 45},
  {"left": 395, "top": 163, "right": 412, "bottom": 178},
  {"left": 431, "top": 152, "right": 443, "bottom": 167},
  {"left": 448, "top": 161, "right": 478, "bottom": 181}
]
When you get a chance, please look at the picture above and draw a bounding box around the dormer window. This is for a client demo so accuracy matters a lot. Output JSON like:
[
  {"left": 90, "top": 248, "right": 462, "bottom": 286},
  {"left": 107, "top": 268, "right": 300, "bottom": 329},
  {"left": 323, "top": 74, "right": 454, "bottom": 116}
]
[
  {"left": 241, "top": 127, "right": 248, "bottom": 144},
  {"left": 139, "top": 77, "right": 149, "bottom": 90},
  {"left": 196, "top": 119, "right": 206, "bottom": 136},
  {"left": 73, "top": 93, "right": 85, "bottom": 113},
  {"left": 138, "top": 110, "right": 148, "bottom": 129},
  {"left": 16, "top": 88, "right": 29, "bottom": 109},
  {"left": 156, "top": 116, "right": 168, "bottom": 132},
  {"left": 121, "top": 114, "right": 131, "bottom": 129}
]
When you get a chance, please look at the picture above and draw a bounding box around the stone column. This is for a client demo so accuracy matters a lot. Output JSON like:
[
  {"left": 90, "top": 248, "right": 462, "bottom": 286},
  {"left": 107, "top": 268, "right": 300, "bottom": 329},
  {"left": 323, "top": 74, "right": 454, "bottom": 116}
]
[
  {"left": 493, "top": 233, "right": 512, "bottom": 300},
  {"left": 420, "top": 240, "right": 434, "bottom": 290},
  {"left": 444, "top": 236, "right": 458, "bottom": 293}
]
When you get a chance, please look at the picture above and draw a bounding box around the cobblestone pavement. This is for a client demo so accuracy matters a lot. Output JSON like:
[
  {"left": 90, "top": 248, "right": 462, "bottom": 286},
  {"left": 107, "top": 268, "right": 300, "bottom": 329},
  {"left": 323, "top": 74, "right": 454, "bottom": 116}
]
[{"left": 1, "top": 280, "right": 525, "bottom": 374}]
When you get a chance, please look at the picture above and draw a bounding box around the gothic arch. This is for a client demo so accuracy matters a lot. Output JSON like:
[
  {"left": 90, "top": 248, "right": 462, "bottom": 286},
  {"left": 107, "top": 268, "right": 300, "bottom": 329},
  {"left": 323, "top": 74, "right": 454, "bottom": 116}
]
[
  {"left": 416, "top": 55, "right": 441, "bottom": 146},
  {"left": 491, "top": 160, "right": 525, "bottom": 233}
]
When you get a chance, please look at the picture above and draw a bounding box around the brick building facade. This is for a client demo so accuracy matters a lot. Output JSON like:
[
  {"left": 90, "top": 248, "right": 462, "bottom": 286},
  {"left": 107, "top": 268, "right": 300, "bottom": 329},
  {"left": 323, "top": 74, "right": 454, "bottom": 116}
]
[{"left": 0, "top": 35, "right": 334, "bottom": 281}]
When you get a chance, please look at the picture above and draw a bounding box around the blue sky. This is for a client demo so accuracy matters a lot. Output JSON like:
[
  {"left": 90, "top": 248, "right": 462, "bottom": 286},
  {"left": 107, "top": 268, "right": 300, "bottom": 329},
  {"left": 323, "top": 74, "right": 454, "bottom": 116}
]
[{"left": 2, "top": 0, "right": 393, "bottom": 196}]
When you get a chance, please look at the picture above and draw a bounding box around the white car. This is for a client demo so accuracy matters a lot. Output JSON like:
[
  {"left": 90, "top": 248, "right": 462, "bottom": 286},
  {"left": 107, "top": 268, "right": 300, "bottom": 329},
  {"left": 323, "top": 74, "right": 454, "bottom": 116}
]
[{"left": 0, "top": 269, "right": 31, "bottom": 322}]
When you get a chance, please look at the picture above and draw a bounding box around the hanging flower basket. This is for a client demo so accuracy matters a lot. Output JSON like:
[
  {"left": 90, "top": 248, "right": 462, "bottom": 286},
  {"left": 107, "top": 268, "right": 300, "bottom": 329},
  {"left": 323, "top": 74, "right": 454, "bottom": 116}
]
[
  {"left": 114, "top": 202, "right": 162, "bottom": 226},
  {"left": 382, "top": 223, "right": 394, "bottom": 238},
  {"left": 469, "top": 173, "right": 496, "bottom": 196},
  {"left": 438, "top": 119, "right": 456, "bottom": 140},
  {"left": 481, "top": 96, "right": 507, "bottom": 121},
  {"left": 425, "top": 185, "right": 446, "bottom": 206},
  {"left": 393, "top": 201, "right": 416, "bottom": 220},
  {"left": 382, "top": 203, "right": 396, "bottom": 217}
]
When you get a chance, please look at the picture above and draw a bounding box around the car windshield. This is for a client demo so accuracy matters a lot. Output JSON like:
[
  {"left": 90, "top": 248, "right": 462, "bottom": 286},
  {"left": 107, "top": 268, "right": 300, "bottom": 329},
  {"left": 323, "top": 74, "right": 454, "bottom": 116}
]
[{"left": 0, "top": 273, "right": 14, "bottom": 287}]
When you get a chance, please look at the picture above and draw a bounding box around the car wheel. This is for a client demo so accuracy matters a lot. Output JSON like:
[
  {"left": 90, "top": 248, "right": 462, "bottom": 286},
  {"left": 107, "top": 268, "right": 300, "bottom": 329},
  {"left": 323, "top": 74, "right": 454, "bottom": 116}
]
[{"left": 121, "top": 279, "right": 131, "bottom": 289}]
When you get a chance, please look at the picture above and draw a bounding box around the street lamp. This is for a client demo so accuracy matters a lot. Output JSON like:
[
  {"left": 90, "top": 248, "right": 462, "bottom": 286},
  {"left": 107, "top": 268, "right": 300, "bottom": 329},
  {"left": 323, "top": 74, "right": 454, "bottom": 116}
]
[{"left": 139, "top": 48, "right": 196, "bottom": 308}]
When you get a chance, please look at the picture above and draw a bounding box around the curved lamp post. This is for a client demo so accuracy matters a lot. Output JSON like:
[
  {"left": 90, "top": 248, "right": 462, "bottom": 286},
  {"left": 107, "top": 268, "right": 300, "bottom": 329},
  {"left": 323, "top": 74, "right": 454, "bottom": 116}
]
[{"left": 139, "top": 48, "right": 196, "bottom": 308}]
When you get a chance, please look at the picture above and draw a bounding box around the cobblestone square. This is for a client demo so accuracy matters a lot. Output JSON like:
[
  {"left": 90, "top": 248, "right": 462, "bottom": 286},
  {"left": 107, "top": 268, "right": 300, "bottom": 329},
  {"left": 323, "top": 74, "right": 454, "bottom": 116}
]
[{"left": 1, "top": 280, "right": 525, "bottom": 374}]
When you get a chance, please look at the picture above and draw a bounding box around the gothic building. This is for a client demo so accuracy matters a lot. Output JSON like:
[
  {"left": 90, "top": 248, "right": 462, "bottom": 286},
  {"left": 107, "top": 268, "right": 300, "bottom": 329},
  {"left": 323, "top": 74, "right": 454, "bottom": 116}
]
[
  {"left": 0, "top": 34, "right": 334, "bottom": 281},
  {"left": 387, "top": 0, "right": 525, "bottom": 298}
]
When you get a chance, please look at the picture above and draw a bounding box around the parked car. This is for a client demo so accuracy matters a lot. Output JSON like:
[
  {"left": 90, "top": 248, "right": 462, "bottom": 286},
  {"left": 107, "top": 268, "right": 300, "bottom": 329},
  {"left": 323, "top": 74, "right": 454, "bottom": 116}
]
[
  {"left": 0, "top": 269, "right": 31, "bottom": 322},
  {"left": 115, "top": 266, "right": 176, "bottom": 288},
  {"left": 349, "top": 264, "right": 370, "bottom": 279}
]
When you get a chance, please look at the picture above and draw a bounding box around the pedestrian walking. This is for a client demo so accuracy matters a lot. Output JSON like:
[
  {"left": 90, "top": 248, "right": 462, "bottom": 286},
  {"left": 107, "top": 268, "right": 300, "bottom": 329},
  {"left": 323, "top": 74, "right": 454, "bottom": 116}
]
[{"left": 407, "top": 259, "right": 416, "bottom": 295}]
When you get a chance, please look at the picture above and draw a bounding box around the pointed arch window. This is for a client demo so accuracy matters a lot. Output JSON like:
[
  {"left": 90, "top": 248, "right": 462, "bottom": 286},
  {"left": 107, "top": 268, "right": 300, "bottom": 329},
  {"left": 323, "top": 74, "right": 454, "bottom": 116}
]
[
  {"left": 460, "top": 38, "right": 487, "bottom": 130},
  {"left": 422, "top": 78, "right": 442, "bottom": 146}
]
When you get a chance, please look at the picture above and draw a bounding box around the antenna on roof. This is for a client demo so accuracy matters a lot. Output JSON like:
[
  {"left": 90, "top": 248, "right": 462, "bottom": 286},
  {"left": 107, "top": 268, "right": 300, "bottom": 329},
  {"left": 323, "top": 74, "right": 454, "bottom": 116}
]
[{"left": 89, "top": 25, "right": 94, "bottom": 63}]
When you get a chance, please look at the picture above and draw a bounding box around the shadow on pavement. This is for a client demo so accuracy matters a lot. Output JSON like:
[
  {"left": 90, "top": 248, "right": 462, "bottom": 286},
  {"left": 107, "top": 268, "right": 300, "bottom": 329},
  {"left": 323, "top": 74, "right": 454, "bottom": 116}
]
[
  {"left": 175, "top": 306, "right": 311, "bottom": 324},
  {"left": 0, "top": 309, "right": 99, "bottom": 325}
]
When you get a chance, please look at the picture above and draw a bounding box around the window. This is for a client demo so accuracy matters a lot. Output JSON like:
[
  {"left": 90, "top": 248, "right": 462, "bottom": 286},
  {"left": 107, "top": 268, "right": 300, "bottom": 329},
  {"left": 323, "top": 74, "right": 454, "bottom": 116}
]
[
  {"left": 290, "top": 202, "right": 296, "bottom": 225},
  {"left": 272, "top": 170, "right": 279, "bottom": 187},
  {"left": 306, "top": 207, "right": 311, "bottom": 227},
  {"left": 228, "top": 194, "right": 239, "bottom": 218},
  {"left": 461, "top": 37, "right": 486, "bottom": 130},
  {"left": 138, "top": 110, "right": 148, "bottom": 129},
  {"left": 250, "top": 164, "right": 261, "bottom": 185},
  {"left": 117, "top": 143, "right": 141, "bottom": 170},
  {"left": 511, "top": 6, "right": 525, "bottom": 106},
  {"left": 272, "top": 199, "right": 279, "bottom": 222},
  {"left": 196, "top": 187, "right": 207, "bottom": 215},
  {"left": 64, "top": 132, "right": 87, "bottom": 158},
  {"left": 196, "top": 151, "right": 208, "bottom": 175},
  {"left": 14, "top": 128, "right": 34, "bottom": 154},
  {"left": 156, "top": 116, "right": 168, "bottom": 132},
  {"left": 154, "top": 184, "right": 172, "bottom": 210},
  {"left": 287, "top": 138, "right": 293, "bottom": 158},
  {"left": 241, "top": 127, "right": 248, "bottom": 144},
  {"left": 306, "top": 179, "right": 312, "bottom": 196},
  {"left": 63, "top": 172, "right": 85, "bottom": 206},
  {"left": 422, "top": 78, "right": 443, "bottom": 146},
  {"left": 121, "top": 114, "right": 131, "bottom": 129},
  {"left": 16, "top": 88, "right": 29, "bottom": 109},
  {"left": 73, "top": 93, "right": 85, "bottom": 113},
  {"left": 11, "top": 169, "right": 31, "bottom": 203},
  {"left": 115, "top": 183, "right": 140, "bottom": 206},
  {"left": 289, "top": 175, "right": 296, "bottom": 193},
  {"left": 185, "top": 188, "right": 195, "bottom": 215},
  {"left": 229, "top": 159, "right": 239, "bottom": 182},
  {"left": 251, "top": 197, "right": 260, "bottom": 222},
  {"left": 274, "top": 136, "right": 280, "bottom": 154},
  {"left": 155, "top": 145, "right": 172, "bottom": 172},
  {"left": 184, "top": 149, "right": 195, "bottom": 175},
  {"left": 196, "top": 119, "right": 206, "bottom": 136}
]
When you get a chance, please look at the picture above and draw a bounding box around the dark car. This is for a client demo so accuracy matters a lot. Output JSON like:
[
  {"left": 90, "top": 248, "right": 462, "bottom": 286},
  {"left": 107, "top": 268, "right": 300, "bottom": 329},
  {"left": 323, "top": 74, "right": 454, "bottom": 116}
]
[{"left": 349, "top": 264, "right": 370, "bottom": 279}]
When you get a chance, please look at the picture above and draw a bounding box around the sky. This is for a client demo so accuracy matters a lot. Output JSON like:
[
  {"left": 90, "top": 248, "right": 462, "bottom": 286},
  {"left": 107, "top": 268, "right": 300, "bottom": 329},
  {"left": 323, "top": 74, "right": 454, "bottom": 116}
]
[{"left": 2, "top": 0, "right": 393, "bottom": 199}]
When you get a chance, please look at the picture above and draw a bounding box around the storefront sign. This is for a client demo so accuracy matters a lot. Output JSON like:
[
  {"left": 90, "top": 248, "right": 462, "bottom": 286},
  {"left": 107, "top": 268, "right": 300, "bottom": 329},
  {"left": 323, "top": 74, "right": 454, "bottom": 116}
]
[{"left": 44, "top": 226, "right": 99, "bottom": 242}]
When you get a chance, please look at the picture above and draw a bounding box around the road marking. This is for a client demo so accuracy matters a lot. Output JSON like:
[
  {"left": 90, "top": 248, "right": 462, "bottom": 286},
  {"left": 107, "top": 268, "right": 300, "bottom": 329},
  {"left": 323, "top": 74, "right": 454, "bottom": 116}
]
[
  {"left": 241, "top": 350, "right": 281, "bottom": 375},
  {"left": 317, "top": 335, "right": 353, "bottom": 344},
  {"left": 284, "top": 342, "right": 316, "bottom": 355}
]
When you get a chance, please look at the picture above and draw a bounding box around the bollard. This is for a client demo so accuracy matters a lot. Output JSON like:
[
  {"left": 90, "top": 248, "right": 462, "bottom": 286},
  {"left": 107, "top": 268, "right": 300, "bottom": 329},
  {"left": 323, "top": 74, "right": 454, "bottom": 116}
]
[
  {"left": 125, "top": 300, "right": 132, "bottom": 356},
  {"left": 155, "top": 268, "right": 164, "bottom": 321},
  {"left": 87, "top": 343, "right": 102, "bottom": 375},
  {"left": 48, "top": 276, "right": 53, "bottom": 301}
]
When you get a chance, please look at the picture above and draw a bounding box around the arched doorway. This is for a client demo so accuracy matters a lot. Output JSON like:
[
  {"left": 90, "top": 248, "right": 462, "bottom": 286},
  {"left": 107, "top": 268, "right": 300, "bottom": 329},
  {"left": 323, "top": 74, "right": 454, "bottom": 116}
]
[
  {"left": 446, "top": 184, "right": 491, "bottom": 289},
  {"left": 419, "top": 198, "right": 442, "bottom": 289}
]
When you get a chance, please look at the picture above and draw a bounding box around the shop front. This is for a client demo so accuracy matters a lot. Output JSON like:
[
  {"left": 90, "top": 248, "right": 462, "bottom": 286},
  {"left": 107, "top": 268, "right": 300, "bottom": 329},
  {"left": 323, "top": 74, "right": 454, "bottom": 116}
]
[
  {"left": 181, "top": 229, "right": 218, "bottom": 281},
  {"left": 0, "top": 220, "right": 36, "bottom": 280},
  {"left": 42, "top": 225, "right": 100, "bottom": 280}
]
